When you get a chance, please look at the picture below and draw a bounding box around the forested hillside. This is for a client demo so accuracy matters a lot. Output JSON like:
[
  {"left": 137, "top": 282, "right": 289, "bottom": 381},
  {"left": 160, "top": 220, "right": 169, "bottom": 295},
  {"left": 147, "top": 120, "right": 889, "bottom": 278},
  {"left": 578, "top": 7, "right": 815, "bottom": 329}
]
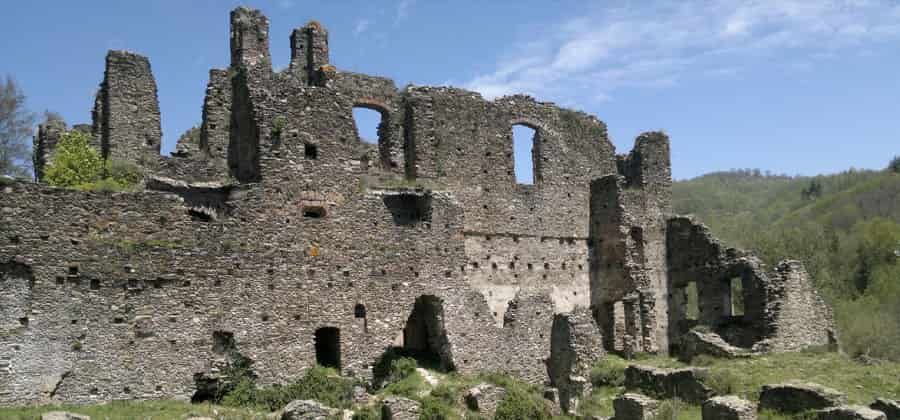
[{"left": 673, "top": 160, "right": 900, "bottom": 361}]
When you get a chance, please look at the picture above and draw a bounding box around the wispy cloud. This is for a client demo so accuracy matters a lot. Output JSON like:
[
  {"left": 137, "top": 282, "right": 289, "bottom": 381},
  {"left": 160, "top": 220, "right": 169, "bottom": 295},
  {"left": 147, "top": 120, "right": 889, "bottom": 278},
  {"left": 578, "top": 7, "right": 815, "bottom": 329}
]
[
  {"left": 354, "top": 19, "right": 371, "bottom": 36},
  {"left": 396, "top": 0, "right": 416, "bottom": 22},
  {"left": 462, "top": 0, "right": 900, "bottom": 104}
]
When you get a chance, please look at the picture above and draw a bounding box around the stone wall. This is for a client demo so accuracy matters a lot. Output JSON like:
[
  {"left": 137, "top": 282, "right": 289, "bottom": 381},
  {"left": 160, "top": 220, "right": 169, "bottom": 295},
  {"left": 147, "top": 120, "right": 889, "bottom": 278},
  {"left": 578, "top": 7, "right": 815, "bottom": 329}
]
[{"left": 8, "top": 5, "right": 840, "bottom": 406}]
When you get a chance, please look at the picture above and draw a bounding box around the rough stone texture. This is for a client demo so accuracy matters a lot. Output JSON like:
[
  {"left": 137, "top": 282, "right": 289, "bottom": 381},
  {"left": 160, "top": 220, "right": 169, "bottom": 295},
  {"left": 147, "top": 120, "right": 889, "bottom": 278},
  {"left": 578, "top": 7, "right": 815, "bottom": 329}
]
[
  {"left": 624, "top": 365, "right": 713, "bottom": 404},
  {"left": 280, "top": 399, "right": 339, "bottom": 420},
  {"left": 41, "top": 412, "right": 90, "bottom": 420},
  {"left": 817, "top": 406, "right": 888, "bottom": 420},
  {"left": 679, "top": 330, "right": 753, "bottom": 362},
  {"left": 702, "top": 395, "right": 757, "bottom": 420},
  {"left": 547, "top": 307, "right": 603, "bottom": 413},
  {"left": 32, "top": 119, "right": 67, "bottom": 182},
  {"left": 666, "top": 217, "right": 838, "bottom": 356},
  {"left": 95, "top": 50, "right": 162, "bottom": 167},
  {"left": 871, "top": 399, "right": 900, "bottom": 420},
  {"left": 4, "top": 6, "right": 838, "bottom": 406},
  {"left": 613, "top": 393, "right": 660, "bottom": 420},
  {"left": 381, "top": 396, "right": 420, "bottom": 420},
  {"left": 759, "top": 383, "right": 847, "bottom": 414},
  {"left": 464, "top": 383, "right": 506, "bottom": 416}
]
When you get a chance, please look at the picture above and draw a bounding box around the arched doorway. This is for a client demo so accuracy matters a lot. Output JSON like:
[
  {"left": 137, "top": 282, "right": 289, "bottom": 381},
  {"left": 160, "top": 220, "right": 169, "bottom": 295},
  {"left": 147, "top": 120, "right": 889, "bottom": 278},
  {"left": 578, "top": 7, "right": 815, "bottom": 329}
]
[{"left": 402, "top": 295, "right": 454, "bottom": 371}]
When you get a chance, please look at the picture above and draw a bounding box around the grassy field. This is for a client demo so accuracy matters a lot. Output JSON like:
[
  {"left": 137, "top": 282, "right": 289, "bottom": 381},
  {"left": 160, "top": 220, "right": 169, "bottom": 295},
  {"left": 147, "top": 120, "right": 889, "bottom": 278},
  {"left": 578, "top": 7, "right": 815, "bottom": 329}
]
[
  {"left": 2, "top": 350, "right": 897, "bottom": 419},
  {"left": 0, "top": 400, "right": 266, "bottom": 420}
]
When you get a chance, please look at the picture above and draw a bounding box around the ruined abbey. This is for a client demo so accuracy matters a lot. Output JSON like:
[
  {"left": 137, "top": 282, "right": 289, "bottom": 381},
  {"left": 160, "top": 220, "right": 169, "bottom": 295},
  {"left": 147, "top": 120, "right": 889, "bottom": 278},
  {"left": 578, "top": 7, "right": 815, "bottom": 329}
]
[{"left": 2, "top": 7, "right": 837, "bottom": 409}]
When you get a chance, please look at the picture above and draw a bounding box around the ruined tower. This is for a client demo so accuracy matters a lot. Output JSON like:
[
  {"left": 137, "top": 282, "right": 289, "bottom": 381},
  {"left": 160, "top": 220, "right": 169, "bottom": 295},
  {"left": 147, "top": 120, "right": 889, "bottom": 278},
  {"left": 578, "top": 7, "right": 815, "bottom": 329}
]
[{"left": 92, "top": 50, "right": 162, "bottom": 166}]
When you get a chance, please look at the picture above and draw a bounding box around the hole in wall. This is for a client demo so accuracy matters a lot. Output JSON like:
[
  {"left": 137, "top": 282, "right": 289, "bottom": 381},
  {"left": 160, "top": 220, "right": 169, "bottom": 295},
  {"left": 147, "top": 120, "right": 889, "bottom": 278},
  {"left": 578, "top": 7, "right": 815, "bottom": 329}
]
[
  {"left": 304, "top": 144, "right": 318, "bottom": 159},
  {"left": 730, "top": 277, "right": 745, "bottom": 317},
  {"left": 303, "top": 205, "right": 327, "bottom": 219},
  {"left": 512, "top": 124, "right": 538, "bottom": 185},
  {"left": 315, "top": 327, "right": 341, "bottom": 369},
  {"left": 352, "top": 107, "right": 383, "bottom": 145}
]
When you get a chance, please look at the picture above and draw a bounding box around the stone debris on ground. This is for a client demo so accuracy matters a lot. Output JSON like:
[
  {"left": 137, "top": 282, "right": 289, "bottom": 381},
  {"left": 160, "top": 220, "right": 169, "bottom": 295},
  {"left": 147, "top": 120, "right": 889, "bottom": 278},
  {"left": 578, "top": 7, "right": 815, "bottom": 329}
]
[{"left": 759, "top": 382, "right": 847, "bottom": 414}]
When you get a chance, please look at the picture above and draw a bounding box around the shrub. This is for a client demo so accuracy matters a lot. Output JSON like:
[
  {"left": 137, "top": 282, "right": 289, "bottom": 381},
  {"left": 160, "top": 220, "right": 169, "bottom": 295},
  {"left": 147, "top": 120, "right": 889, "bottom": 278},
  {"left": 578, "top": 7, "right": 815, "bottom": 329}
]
[
  {"left": 372, "top": 347, "right": 418, "bottom": 388},
  {"left": 703, "top": 369, "right": 740, "bottom": 396},
  {"left": 493, "top": 387, "right": 552, "bottom": 420},
  {"left": 220, "top": 365, "right": 353, "bottom": 411},
  {"left": 889, "top": 155, "right": 900, "bottom": 173},
  {"left": 419, "top": 395, "right": 456, "bottom": 420},
  {"left": 590, "top": 355, "right": 630, "bottom": 387},
  {"left": 44, "top": 130, "right": 143, "bottom": 191},
  {"left": 351, "top": 406, "right": 379, "bottom": 420},
  {"left": 45, "top": 131, "right": 104, "bottom": 187}
]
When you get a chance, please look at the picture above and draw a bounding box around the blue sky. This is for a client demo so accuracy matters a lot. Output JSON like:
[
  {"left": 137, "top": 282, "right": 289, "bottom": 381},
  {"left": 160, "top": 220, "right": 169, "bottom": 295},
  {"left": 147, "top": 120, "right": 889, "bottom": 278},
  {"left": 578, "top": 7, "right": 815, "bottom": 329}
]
[{"left": 4, "top": 0, "right": 900, "bottom": 180}]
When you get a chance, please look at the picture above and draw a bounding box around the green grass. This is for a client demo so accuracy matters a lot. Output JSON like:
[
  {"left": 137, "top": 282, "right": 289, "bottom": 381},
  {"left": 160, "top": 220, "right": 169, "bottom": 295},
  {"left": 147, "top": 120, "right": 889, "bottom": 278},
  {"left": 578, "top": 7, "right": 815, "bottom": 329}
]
[
  {"left": 0, "top": 400, "right": 266, "bottom": 420},
  {"left": 631, "top": 350, "right": 900, "bottom": 404}
]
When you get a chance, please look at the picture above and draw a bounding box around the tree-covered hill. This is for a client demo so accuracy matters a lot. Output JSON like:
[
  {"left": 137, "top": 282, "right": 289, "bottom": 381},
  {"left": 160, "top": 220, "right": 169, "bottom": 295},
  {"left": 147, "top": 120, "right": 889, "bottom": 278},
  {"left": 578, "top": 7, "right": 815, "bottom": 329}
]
[{"left": 673, "top": 162, "right": 900, "bottom": 361}]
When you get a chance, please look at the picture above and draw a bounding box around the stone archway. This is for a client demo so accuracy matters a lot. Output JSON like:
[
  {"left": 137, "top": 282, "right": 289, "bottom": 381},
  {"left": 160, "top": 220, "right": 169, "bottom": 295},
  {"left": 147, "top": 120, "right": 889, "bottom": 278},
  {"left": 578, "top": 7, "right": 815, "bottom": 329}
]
[{"left": 402, "top": 295, "right": 454, "bottom": 371}]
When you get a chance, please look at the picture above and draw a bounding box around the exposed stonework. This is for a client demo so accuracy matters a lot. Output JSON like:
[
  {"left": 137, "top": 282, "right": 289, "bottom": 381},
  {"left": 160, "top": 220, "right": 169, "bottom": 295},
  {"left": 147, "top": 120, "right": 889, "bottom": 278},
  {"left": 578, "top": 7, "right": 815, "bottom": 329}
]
[
  {"left": 464, "top": 383, "right": 506, "bottom": 417},
  {"left": 381, "top": 396, "right": 420, "bottom": 420},
  {"left": 702, "top": 395, "right": 757, "bottom": 420},
  {"left": 817, "top": 406, "right": 888, "bottom": 420},
  {"left": 613, "top": 393, "right": 660, "bottom": 420},
  {"left": 32, "top": 119, "right": 67, "bottom": 182},
  {"left": 8, "top": 6, "right": 839, "bottom": 406},
  {"left": 623, "top": 365, "right": 713, "bottom": 404},
  {"left": 759, "top": 383, "right": 847, "bottom": 414},
  {"left": 95, "top": 50, "right": 162, "bottom": 167},
  {"left": 547, "top": 307, "right": 604, "bottom": 413},
  {"left": 871, "top": 399, "right": 900, "bottom": 420},
  {"left": 280, "top": 399, "right": 339, "bottom": 420},
  {"left": 679, "top": 330, "right": 753, "bottom": 362}
]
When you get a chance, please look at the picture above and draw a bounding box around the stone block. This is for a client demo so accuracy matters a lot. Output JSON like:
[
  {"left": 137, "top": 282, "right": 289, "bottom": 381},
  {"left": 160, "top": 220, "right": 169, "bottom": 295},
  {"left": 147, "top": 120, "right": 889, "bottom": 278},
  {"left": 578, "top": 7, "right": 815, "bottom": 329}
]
[
  {"left": 381, "top": 396, "right": 421, "bottom": 420},
  {"left": 871, "top": 399, "right": 900, "bottom": 420},
  {"left": 280, "top": 399, "right": 339, "bottom": 420},
  {"left": 624, "top": 365, "right": 713, "bottom": 404},
  {"left": 702, "top": 395, "right": 757, "bottom": 420},
  {"left": 613, "top": 393, "right": 660, "bottom": 420},
  {"left": 41, "top": 412, "right": 90, "bottom": 420},
  {"left": 464, "top": 383, "right": 506, "bottom": 417},
  {"left": 759, "top": 383, "right": 846, "bottom": 414},
  {"left": 817, "top": 406, "right": 887, "bottom": 420}
]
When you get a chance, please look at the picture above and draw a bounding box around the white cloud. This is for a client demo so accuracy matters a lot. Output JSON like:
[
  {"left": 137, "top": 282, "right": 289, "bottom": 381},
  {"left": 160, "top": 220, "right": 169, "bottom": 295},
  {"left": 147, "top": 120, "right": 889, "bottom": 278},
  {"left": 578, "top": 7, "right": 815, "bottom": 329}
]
[
  {"left": 396, "top": 0, "right": 416, "bottom": 21},
  {"left": 354, "top": 19, "right": 371, "bottom": 36},
  {"left": 462, "top": 0, "right": 900, "bottom": 104}
]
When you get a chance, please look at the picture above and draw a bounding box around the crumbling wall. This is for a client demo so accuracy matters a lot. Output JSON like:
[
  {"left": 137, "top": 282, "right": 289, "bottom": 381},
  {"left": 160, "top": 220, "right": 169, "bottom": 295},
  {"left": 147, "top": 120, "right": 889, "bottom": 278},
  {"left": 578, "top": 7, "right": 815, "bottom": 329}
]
[
  {"left": 666, "top": 216, "right": 836, "bottom": 354},
  {"left": 547, "top": 307, "right": 604, "bottom": 413},
  {"left": 32, "top": 119, "right": 67, "bottom": 182},
  {"left": 95, "top": 50, "right": 162, "bottom": 166},
  {"left": 498, "top": 292, "right": 554, "bottom": 383},
  {"left": 589, "top": 132, "right": 671, "bottom": 356},
  {"left": 200, "top": 69, "right": 232, "bottom": 162}
]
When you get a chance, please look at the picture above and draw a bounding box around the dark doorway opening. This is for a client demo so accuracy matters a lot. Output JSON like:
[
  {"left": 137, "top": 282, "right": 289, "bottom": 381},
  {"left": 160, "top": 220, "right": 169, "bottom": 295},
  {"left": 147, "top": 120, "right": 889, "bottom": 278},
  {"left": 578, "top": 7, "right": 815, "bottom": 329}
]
[
  {"left": 315, "top": 327, "right": 341, "bottom": 369},
  {"left": 402, "top": 295, "right": 454, "bottom": 371}
]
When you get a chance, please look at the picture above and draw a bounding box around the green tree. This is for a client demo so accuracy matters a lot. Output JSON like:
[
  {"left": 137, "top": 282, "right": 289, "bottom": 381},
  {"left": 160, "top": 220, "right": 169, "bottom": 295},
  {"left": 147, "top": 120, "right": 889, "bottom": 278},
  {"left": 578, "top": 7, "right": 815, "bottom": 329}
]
[
  {"left": 890, "top": 155, "right": 900, "bottom": 173},
  {"left": 44, "top": 131, "right": 105, "bottom": 187},
  {"left": 0, "top": 75, "right": 35, "bottom": 177},
  {"left": 854, "top": 218, "right": 900, "bottom": 293}
]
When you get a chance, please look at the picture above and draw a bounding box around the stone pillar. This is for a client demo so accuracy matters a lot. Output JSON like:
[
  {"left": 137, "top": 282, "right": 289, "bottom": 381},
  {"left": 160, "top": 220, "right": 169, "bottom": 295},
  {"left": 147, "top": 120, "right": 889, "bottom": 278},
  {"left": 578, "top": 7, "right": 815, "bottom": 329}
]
[
  {"left": 32, "top": 119, "right": 67, "bottom": 182},
  {"left": 200, "top": 69, "right": 232, "bottom": 161},
  {"left": 230, "top": 7, "right": 271, "bottom": 69},
  {"left": 96, "top": 50, "right": 162, "bottom": 166},
  {"left": 290, "top": 21, "right": 330, "bottom": 85}
]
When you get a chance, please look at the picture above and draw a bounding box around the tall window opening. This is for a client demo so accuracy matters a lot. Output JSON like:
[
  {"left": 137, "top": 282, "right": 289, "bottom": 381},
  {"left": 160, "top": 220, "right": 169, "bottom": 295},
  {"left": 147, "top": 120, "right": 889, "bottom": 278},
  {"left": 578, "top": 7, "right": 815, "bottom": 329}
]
[
  {"left": 512, "top": 124, "right": 538, "bottom": 185},
  {"left": 353, "top": 107, "right": 385, "bottom": 145},
  {"left": 729, "top": 277, "right": 744, "bottom": 317},
  {"left": 685, "top": 282, "right": 700, "bottom": 321},
  {"left": 314, "top": 327, "right": 341, "bottom": 369}
]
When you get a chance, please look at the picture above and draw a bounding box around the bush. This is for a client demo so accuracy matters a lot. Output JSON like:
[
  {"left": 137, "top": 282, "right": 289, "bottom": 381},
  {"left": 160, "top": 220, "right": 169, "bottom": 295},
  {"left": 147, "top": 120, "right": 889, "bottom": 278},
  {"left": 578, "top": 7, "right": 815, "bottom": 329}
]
[
  {"left": 220, "top": 365, "right": 354, "bottom": 411},
  {"left": 493, "top": 387, "right": 552, "bottom": 420},
  {"left": 351, "top": 406, "right": 379, "bottom": 420},
  {"left": 372, "top": 347, "right": 418, "bottom": 388},
  {"left": 590, "top": 355, "right": 630, "bottom": 387},
  {"left": 702, "top": 369, "right": 740, "bottom": 396},
  {"left": 44, "top": 130, "right": 143, "bottom": 191},
  {"left": 889, "top": 155, "right": 900, "bottom": 173},
  {"left": 419, "top": 395, "right": 456, "bottom": 420},
  {"left": 45, "top": 131, "right": 104, "bottom": 187}
]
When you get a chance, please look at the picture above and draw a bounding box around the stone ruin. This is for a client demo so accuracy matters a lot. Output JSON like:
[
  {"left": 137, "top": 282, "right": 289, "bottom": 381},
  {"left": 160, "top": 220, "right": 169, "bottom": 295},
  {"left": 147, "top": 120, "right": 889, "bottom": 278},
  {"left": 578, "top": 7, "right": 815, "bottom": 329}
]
[{"left": 4, "top": 6, "right": 837, "bottom": 407}]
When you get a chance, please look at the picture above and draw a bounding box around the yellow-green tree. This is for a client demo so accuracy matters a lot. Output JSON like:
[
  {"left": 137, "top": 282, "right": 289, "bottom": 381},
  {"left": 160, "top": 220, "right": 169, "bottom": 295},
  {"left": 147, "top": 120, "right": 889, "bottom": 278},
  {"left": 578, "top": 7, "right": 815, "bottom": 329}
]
[{"left": 44, "top": 131, "right": 104, "bottom": 187}]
